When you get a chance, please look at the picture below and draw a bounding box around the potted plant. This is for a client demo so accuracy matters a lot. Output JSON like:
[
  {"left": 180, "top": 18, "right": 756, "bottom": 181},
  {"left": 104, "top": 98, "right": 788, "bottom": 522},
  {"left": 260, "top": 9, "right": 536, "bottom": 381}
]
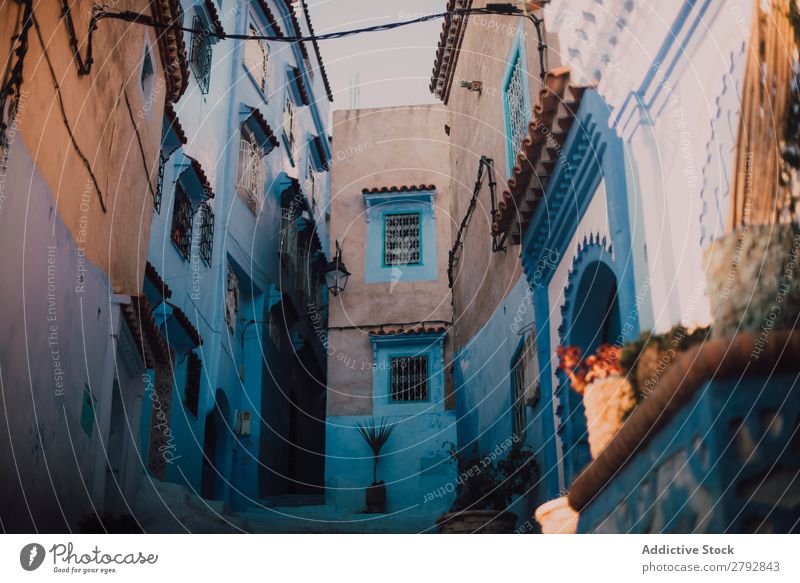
[
  {"left": 356, "top": 417, "right": 396, "bottom": 513},
  {"left": 436, "top": 440, "right": 538, "bottom": 533},
  {"left": 557, "top": 344, "right": 636, "bottom": 459}
]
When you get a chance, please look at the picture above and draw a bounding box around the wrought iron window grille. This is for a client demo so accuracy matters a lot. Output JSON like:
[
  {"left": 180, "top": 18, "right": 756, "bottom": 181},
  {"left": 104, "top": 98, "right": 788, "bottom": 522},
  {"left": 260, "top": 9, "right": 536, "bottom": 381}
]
[
  {"left": 171, "top": 182, "right": 193, "bottom": 260},
  {"left": 190, "top": 15, "right": 213, "bottom": 94},
  {"left": 390, "top": 355, "right": 429, "bottom": 402},
  {"left": 383, "top": 213, "right": 421, "bottom": 266},
  {"left": 199, "top": 202, "right": 214, "bottom": 267}
]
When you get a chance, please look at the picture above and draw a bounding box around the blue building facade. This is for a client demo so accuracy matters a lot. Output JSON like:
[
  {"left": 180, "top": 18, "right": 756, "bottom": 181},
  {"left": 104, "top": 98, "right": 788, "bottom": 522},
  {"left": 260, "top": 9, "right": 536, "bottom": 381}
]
[{"left": 139, "top": 0, "right": 332, "bottom": 510}]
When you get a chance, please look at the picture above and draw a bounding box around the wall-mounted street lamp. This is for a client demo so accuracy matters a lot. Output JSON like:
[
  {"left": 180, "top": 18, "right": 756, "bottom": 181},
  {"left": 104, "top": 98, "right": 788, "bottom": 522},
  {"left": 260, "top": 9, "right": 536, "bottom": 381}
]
[{"left": 325, "top": 240, "right": 350, "bottom": 296}]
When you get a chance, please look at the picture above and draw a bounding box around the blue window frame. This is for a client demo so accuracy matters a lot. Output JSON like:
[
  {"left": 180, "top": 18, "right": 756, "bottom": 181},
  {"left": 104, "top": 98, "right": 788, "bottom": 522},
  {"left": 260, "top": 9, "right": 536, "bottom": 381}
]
[
  {"left": 371, "top": 332, "right": 445, "bottom": 417},
  {"left": 502, "top": 24, "right": 532, "bottom": 176},
  {"left": 363, "top": 188, "right": 437, "bottom": 283}
]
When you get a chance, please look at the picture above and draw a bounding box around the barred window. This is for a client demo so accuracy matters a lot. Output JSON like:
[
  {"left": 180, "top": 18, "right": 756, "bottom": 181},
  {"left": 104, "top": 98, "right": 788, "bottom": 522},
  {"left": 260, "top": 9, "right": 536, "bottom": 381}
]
[
  {"left": 184, "top": 352, "right": 201, "bottom": 417},
  {"left": 283, "top": 97, "right": 296, "bottom": 164},
  {"left": 383, "top": 213, "right": 421, "bottom": 266},
  {"left": 511, "top": 334, "right": 539, "bottom": 438},
  {"left": 190, "top": 15, "right": 212, "bottom": 94},
  {"left": 505, "top": 51, "right": 528, "bottom": 160},
  {"left": 171, "top": 182, "right": 193, "bottom": 260},
  {"left": 153, "top": 153, "right": 166, "bottom": 214},
  {"left": 237, "top": 129, "right": 265, "bottom": 212},
  {"left": 244, "top": 22, "right": 269, "bottom": 92},
  {"left": 390, "top": 356, "right": 428, "bottom": 402},
  {"left": 199, "top": 202, "right": 214, "bottom": 267}
]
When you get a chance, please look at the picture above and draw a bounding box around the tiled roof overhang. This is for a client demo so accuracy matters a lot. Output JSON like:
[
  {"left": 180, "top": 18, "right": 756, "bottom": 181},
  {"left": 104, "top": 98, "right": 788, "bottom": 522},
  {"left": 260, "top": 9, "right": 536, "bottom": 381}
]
[
  {"left": 568, "top": 328, "right": 800, "bottom": 513},
  {"left": 255, "top": 0, "right": 285, "bottom": 36},
  {"left": 166, "top": 303, "right": 202, "bottom": 348},
  {"left": 149, "top": 0, "right": 189, "bottom": 103},
  {"left": 203, "top": 0, "right": 226, "bottom": 38},
  {"left": 163, "top": 103, "right": 187, "bottom": 146},
  {"left": 429, "top": 0, "right": 473, "bottom": 103},
  {"left": 122, "top": 294, "right": 171, "bottom": 368},
  {"left": 362, "top": 184, "right": 436, "bottom": 195},
  {"left": 299, "top": 0, "right": 334, "bottom": 102},
  {"left": 370, "top": 324, "right": 448, "bottom": 336},
  {"left": 492, "top": 68, "right": 591, "bottom": 244},
  {"left": 145, "top": 261, "right": 173, "bottom": 299},
  {"left": 182, "top": 156, "right": 215, "bottom": 199},
  {"left": 290, "top": 66, "right": 310, "bottom": 105},
  {"left": 243, "top": 106, "right": 280, "bottom": 152}
]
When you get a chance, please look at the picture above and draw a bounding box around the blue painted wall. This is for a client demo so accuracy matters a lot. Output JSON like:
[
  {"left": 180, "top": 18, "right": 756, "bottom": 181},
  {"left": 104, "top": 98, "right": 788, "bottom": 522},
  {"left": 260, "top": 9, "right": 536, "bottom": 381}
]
[
  {"left": 453, "top": 275, "right": 550, "bottom": 521},
  {"left": 141, "top": 0, "right": 331, "bottom": 509}
]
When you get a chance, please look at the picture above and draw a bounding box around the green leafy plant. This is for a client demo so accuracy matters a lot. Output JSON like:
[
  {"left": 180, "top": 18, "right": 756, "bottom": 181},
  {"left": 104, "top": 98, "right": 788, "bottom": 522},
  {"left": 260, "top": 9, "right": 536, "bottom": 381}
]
[
  {"left": 444, "top": 440, "right": 539, "bottom": 512},
  {"left": 356, "top": 417, "right": 397, "bottom": 484},
  {"left": 620, "top": 324, "right": 710, "bottom": 399}
]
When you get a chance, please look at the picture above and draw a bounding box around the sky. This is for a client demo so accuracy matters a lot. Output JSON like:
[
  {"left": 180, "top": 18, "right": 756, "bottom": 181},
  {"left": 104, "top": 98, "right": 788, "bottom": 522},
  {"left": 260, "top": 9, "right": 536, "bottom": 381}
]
[{"left": 305, "top": 0, "right": 447, "bottom": 109}]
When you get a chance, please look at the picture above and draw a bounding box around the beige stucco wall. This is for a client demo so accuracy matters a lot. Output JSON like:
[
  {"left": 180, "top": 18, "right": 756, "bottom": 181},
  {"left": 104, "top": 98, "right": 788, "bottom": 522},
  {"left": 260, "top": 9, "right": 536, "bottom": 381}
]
[
  {"left": 445, "top": 3, "right": 559, "bottom": 347},
  {"left": 0, "top": 1, "right": 166, "bottom": 294},
  {"left": 327, "top": 105, "right": 453, "bottom": 416}
]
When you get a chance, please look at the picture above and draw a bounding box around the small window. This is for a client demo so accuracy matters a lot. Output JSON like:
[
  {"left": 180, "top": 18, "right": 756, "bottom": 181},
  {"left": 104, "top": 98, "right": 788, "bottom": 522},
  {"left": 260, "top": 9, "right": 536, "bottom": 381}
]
[
  {"left": 171, "top": 182, "right": 193, "bottom": 260},
  {"left": 141, "top": 44, "right": 154, "bottom": 92},
  {"left": 190, "top": 15, "right": 213, "bottom": 94},
  {"left": 80, "top": 384, "right": 96, "bottom": 437},
  {"left": 225, "top": 266, "right": 240, "bottom": 334},
  {"left": 383, "top": 213, "right": 421, "bottom": 266},
  {"left": 199, "top": 202, "right": 214, "bottom": 266},
  {"left": 244, "top": 22, "right": 269, "bottom": 92},
  {"left": 504, "top": 49, "right": 529, "bottom": 165},
  {"left": 390, "top": 355, "right": 428, "bottom": 402},
  {"left": 307, "top": 161, "right": 318, "bottom": 214},
  {"left": 237, "top": 128, "right": 265, "bottom": 212},
  {"left": 511, "top": 334, "right": 539, "bottom": 438},
  {"left": 283, "top": 96, "right": 296, "bottom": 164},
  {"left": 184, "top": 352, "right": 201, "bottom": 417}
]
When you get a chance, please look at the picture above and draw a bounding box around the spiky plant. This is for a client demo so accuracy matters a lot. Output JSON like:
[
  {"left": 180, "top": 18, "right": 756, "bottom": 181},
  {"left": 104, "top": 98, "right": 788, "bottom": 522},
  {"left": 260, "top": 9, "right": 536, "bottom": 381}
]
[{"left": 356, "top": 417, "right": 397, "bottom": 484}]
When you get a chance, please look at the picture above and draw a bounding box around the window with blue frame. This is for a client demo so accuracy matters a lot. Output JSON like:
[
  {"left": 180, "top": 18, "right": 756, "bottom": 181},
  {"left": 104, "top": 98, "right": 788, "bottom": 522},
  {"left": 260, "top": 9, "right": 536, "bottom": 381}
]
[
  {"left": 370, "top": 332, "right": 445, "bottom": 417},
  {"left": 502, "top": 25, "right": 532, "bottom": 175},
  {"left": 190, "top": 15, "right": 213, "bottom": 94},
  {"left": 363, "top": 187, "right": 438, "bottom": 283}
]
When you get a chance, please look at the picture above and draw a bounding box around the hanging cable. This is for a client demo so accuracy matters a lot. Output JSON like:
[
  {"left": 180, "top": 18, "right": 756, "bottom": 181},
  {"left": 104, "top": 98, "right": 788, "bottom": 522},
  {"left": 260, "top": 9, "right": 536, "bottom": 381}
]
[
  {"left": 448, "top": 156, "right": 500, "bottom": 289},
  {"left": 63, "top": 3, "right": 547, "bottom": 77}
]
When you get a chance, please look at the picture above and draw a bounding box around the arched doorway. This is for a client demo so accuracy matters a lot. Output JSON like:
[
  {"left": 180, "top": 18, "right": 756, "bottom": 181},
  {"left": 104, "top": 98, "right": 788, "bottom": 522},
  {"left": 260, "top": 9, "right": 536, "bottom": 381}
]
[
  {"left": 561, "top": 248, "right": 622, "bottom": 484},
  {"left": 201, "top": 389, "right": 232, "bottom": 500}
]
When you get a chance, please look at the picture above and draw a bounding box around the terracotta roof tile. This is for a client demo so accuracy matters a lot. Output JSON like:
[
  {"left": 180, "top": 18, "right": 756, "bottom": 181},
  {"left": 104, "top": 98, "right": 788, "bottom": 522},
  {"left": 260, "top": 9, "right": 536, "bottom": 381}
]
[
  {"left": 281, "top": 0, "right": 310, "bottom": 60},
  {"left": 492, "top": 68, "right": 592, "bottom": 243},
  {"left": 290, "top": 66, "right": 310, "bottom": 105},
  {"left": 149, "top": 0, "right": 189, "bottom": 103},
  {"left": 145, "top": 261, "right": 172, "bottom": 299},
  {"left": 246, "top": 106, "right": 280, "bottom": 151},
  {"left": 371, "top": 324, "right": 448, "bottom": 337},
  {"left": 203, "top": 0, "right": 226, "bottom": 38},
  {"left": 429, "top": 0, "right": 472, "bottom": 103},
  {"left": 122, "top": 294, "right": 171, "bottom": 368},
  {"left": 255, "top": 0, "right": 285, "bottom": 36},
  {"left": 163, "top": 103, "right": 187, "bottom": 145},
  {"left": 299, "top": 0, "right": 334, "bottom": 102},
  {"left": 166, "top": 302, "right": 202, "bottom": 348},
  {"left": 362, "top": 184, "right": 436, "bottom": 195},
  {"left": 184, "top": 155, "right": 215, "bottom": 199}
]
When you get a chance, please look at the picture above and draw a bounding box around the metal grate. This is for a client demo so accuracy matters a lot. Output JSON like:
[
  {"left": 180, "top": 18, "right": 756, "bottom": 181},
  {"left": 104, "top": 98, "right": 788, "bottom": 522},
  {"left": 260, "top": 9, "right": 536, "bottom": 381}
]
[
  {"left": 383, "top": 213, "right": 421, "bottom": 266},
  {"left": 505, "top": 52, "right": 528, "bottom": 159},
  {"left": 153, "top": 153, "right": 166, "bottom": 214},
  {"left": 390, "top": 355, "right": 428, "bottom": 402},
  {"left": 184, "top": 352, "right": 201, "bottom": 417},
  {"left": 190, "top": 15, "right": 212, "bottom": 94},
  {"left": 171, "top": 182, "right": 193, "bottom": 260},
  {"left": 237, "top": 132, "right": 265, "bottom": 211},
  {"left": 199, "top": 202, "right": 214, "bottom": 267}
]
